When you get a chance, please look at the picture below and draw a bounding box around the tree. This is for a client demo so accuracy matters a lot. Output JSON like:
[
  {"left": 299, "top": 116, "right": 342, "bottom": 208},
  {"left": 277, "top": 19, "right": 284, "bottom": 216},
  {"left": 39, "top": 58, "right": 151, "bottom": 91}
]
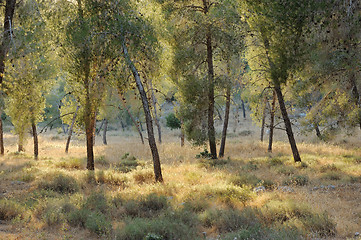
[{"left": 244, "top": 0, "right": 319, "bottom": 162}]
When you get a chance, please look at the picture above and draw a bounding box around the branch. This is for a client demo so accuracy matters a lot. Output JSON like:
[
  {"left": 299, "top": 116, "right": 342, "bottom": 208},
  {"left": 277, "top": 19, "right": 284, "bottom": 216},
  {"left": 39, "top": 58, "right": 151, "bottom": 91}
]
[{"left": 39, "top": 112, "right": 76, "bottom": 134}]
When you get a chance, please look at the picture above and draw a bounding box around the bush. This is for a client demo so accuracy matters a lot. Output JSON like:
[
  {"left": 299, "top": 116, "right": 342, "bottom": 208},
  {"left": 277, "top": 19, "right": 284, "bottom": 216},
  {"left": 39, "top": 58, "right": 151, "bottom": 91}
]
[
  {"left": 321, "top": 172, "right": 342, "bottom": 181},
  {"left": 165, "top": 113, "right": 181, "bottom": 130},
  {"left": 115, "top": 210, "right": 198, "bottom": 240},
  {"left": 230, "top": 173, "right": 261, "bottom": 187},
  {"left": 301, "top": 212, "right": 336, "bottom": 237},
  {"left": 67, "top": 208, "right": 89, "bottom": 228},
  {"left": 222, "top": 225, "right": 302, "bottom": 240},
  {"left": 242, "top": 161, "right": 259, "bottom": 171},
  {"left": 283, "top": 175, "right": 309, "bottom": 186},
  {"left": 38, "top": 173, "right": 79, "bottom": 194},
  {"left": 56, "top": 158, "right": 83, "bottom": 169},
  {"left": 199, "top": 157, "right": 229, "bottom": 168},
  {"left": 84, "top": 191, "right": 109, "bottom": 214},
  {"left": 96, "top": 170, "right": 128, "bottom": 186},
  {"left": 132, "top": 169, "right": 154, "bottom": 184},
  {"left": 200, "top": 207, "right": 260, "bottom": 233},
  {"left": 268, "top": 157, "right": 284, "bottom": 166},
  {"left": 277, "top": 166, "right": 296, "bottom": 176},
  {"left": 213, "top": 185, "right": 254, "bottom": 206},
  {"left": 0, "top": 199, "right": 24, "bottom": 221},
  {"left": 85, "top": 212, "right": 112, "bottom": 236},
  {"left": 320, "top": 164, "right": 339, "bottom": 173},
  {"left": 116, "top": 153, "right": 142, "bottom": 173},
  {"left": 96, "top": 155, "right": 109, "bottom": 166},
  {"left": 123, "top": 193, "right": 168, "bottom": 218}
]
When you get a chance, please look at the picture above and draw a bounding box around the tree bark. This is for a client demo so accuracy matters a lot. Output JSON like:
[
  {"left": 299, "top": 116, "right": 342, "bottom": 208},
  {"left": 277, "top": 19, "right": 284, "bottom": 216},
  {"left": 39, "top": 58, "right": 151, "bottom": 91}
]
[
  {"left": 349, "top": 71, "right": 361, "bottom": 129},
  {"left": 274, "top": 83, "right": 301, "bottom": 162},
  {"left": 206, "top": 27, "right": 217, "bottom": 159},
  {"left": 260, "top": 96, "right": 267, "bottom": 142},
  {"left": 314, "top": 122, "right": 322, "bottom": 139},
  {"left": 103, "top": 118, "right": 108, "bottom": 145},
  {"left": 149, "top": 78, "right": 162, "bottom": 144},
  {"left": 180, "top": 118, "right": 185, "bottom": 147},
  {"left": 219, "top": 86, "right": 231, "bottom": 158},
  {"left": 96, "top": 118, "right": 105, "bottom": 135},
  {"left": 268, "top": 90, "right": 276, "bottom": 152},
  {"left": 65, "top": 105, "right": 80, "bottom": 153},
  {"left": 32, "top": 121, "right": 38, "bottom": 160},
  {"left": 241, "top": 100, "right": 246, "bottom": 119},
  {"left": 0, "top": 0, "right": 17, "bottom": 155},
  {"left": 122, "top": 37, "right": 163, "bottom": 182}
]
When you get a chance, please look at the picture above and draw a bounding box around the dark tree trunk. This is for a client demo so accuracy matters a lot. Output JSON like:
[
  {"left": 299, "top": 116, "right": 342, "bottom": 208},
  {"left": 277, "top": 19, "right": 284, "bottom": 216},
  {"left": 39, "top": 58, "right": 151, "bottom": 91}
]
[
  {"left": 274, "top": 83, "right": 301, "bottom": 162},
  {"left": 103, "top": 118, "right": 108, "bottom": 145},
  {"left": 349, "top": 72, "right": 361, "bottom": 129},
  {"left": 314, "top": 122, "right": 322, "bottom": 139},
  {"left": 268, "top": 90, "right": 276, "bottom": 152},
  {"left": 65, "top": 105, "right": 79, "bottom": 153},
  {"left": 241, "top": 100, "right": 246, "bottom": 119},
  {"left": 206, "top": 28, "right": 217, "bottom": 159},
  {"left": 149, "top": 78, "right": 162, "bottom": 144},
  {"left": 260, "top": 96, "right": 267, "bottom": 142},
  {"left": 180, "top": 119, "right": 185, "bottom": 147},
  {"left": 32, "top": 121, "right": 38, "bottom": 160},
  {"left": 122, "top": 37, "right": 163, "bottom": 182},
  {"left": 219, "top": 87, "right": 231, "bottom": 158},
  {"left": 0, "top": 111, "right": 4, "bottom": 155},
  {"left": 0, "top": 0, "right": 16, "bottom": 155},
  {"left": 96, "top": 118, "right": 105, "bottom": 135},
  {"left": 119, "top": 94, "right": 144, "bottom": 144}
]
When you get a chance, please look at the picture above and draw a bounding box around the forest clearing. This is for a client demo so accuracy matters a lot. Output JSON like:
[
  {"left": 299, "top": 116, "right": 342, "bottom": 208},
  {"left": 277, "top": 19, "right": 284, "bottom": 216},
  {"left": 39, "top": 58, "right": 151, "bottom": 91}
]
[{"left": 0, "top": 118, "right": 360, "bottom": 240}]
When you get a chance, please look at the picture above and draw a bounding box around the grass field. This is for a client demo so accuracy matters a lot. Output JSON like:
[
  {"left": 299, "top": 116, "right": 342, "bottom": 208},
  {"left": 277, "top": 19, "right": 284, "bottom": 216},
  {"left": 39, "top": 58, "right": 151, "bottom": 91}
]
[{"left": 0, "top": 117, "right": 360, "bottom": 240}]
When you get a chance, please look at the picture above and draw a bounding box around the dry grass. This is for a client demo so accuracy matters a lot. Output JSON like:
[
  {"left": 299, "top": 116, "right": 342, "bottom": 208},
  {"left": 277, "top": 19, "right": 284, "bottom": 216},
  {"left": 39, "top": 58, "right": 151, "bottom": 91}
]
[{"left": 0, "top": 120, "right": 359, "bottom": 239}]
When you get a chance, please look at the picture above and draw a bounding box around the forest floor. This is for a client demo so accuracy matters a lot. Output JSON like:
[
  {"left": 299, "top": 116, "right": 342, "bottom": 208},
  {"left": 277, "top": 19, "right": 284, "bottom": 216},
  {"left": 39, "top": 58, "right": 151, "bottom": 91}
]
[{"left": 0, "top": 119, "right": 360, "bottom": 240}]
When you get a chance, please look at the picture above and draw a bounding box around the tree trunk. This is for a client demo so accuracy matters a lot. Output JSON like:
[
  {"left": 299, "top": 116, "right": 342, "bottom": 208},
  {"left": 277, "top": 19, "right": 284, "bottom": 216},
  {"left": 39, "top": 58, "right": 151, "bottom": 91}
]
[
  {"left": 274, "top": 83, "right": 301, "bottom": 162},
  {"left": 118, "top": 94, "right": 144, "bottom": 144},
  {"left": 268, "top": 90, "right": 276, "bottom": 152},
  {"left": 219, "top": 86, "right": 231, "bottom": 158},
  {"left": 349, "top": 71, "right": 361, "bottom": 129},
  {"left": 103, "top": 118, "right": 108, "bottom": 145},
  {"left": 260, "top": 96, "right": 267, "bottom": 142},
  {"left": 314, "top": 122, "right": 322, "bottom": 139},
  {"left": 122, "top": 37, "right": 163, "bottom": 182},
  {"left": 0, "top": 111, "right": 4, "bottom": 155},
  {"left": 149, "top": 78, "right": 162, "bottom": 144},
  {"left": 96, "top": 118, "right": 105, "bottom": 135},
  {"left": 206, "top": 28, "right": 217, "bottom": 159},
  {"left": 18, "top": 132, "right": 24, "bottom": 152},
  {"left": 0, "top": 0, "right": 16, "bottom": 155},
  {"left": 32, "top": 121, "right": 38, "bottom": 160},
  {"left": 65, "top": 105, "right": 79, "bottom": 153},
  {"left": 241, "top": 100, "right": 246, "bottom": 119}
]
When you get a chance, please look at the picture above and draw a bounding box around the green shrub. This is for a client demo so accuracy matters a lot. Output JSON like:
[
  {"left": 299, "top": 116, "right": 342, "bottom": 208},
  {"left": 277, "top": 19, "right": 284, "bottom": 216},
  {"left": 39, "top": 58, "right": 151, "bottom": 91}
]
[
  {"left": 283, "top": 175, "right": 309, "bottom": 186},
  {"left": 67, "top": 208, "right": 89, "bottom": 228},
  {"left": 132, "top": 169, "right": 154, "bottom": 184},
  {"left": 0, "top": 199, "right": 24, "bottom": 221},
  {"left": 96, "top": 155, "right": 109, "bottom": 166},
  {"left": 182, "top": 197, "right": 210, "bottom": 213},
  {"left": 84, "top": 191, "right": 109, "bottom": 214},
  {"left": 242, "top": 161, "right": 259, "bottom": 171},
  {"left": 213, "top": 185, "right": 254, "bottom": 205},
  {"left": 230, "top": 173, "right": 261, "bottom": 187},
  {"left": 38, "top": 173, "right": 79, "bottom": 194},
  {"left": 115, "top": 210, "right": 198, "bottom": 240},
  {"left": 116, "top": 153, "right": 142, "bottom": 173},
  {"left": 321, "top": 172, "right": 342, "bottom": 181},
  {"left": 261, "top": 179, "right": 276, "bottom": 190},
  {"left": 222, "top": 225, "right": 302, "bottom": 240},
  {"left": 200, "top": 207, "right": 260, "bottom": 233},
  {"left": 199, "top": 158, "right": 229, "bottom": 168},
  {"left": 85, "top": 212, "right": 112, "bottom": 236},
  {"left": 320, "top": 164, "right": 339, "bottom": 173},
  {"left": 268, "top": 157, "right": 283, "bottom": 166},
  {"left": 301, "top": 212, "right": 336, "bottom": 237},
  {"left": 123, "top": 193, "right": 168, "bottom": 218},
  {"left": 196, "top": 149, "right": 212, "bottom": 159},
  {"left": 277, "top": 166, "right": 296, "bottom": 176},
  {"left": 96, "top": 170, "right": 128, "bottom": 186},
  {"left": 165, "top": 113, "right": 181, "bottom": 130}
]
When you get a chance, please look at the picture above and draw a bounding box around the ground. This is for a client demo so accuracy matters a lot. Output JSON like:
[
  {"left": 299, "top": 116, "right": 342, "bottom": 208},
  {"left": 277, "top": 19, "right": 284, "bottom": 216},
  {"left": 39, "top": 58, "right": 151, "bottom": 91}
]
[{"left": 0, "top": 117, "right": 360, "bottom": 240}]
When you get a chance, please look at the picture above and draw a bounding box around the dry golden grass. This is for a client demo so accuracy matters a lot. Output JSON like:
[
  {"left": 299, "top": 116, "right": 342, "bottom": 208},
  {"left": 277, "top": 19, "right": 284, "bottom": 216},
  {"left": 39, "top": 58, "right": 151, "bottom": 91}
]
[{"left": 0, "top": 120, "right": 359, "bottom": 239}]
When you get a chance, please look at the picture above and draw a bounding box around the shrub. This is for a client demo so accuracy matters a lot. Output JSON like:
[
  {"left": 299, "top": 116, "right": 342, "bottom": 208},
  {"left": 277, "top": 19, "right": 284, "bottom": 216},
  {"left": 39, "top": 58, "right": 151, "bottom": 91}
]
[
  {"left": 213, "top": 185, "right": 255, "bottom": 206},
  {"left": 230, "top": 173, "right": 261, "bottom": 187},
  {"left": 268, "top": 157, "right": 283, "bottom": 166},
  {"left": 277, "top": 166, "right": 296, "bottom": 176},
  {"left": 196, "top": 149, "right": 212, "bottom": 159},
  {"left": 115, "top": 210, "right": 198, "bottom": 240},
  {"left": 165, "top": 113, "right": 181, "bottom": 130},
  {"left": 84, "top": 191, "right": 109, "bottom": 214},
  {"left": 123, "top": 193, "right": 168, "bottom": 218},
  {"left": 96, "top": 155, "right": 109, "bottom": 166},
  {"left": 182, "top": 196, "right": 210, "bottom": 213},
  {"left": 222, "top": 225, "right": 302, "bottom": 240},
  {"left": 85, "top": 212, "right": 112, "bottom": 236},
  {"left": 0, "top": 199, "right": 24, "bottom": 221},
  {"left": 321, "top": 172, "right": 342, "bottom": 181},
  {"left": 56, "top": 158, "right": 83, "bottom": 169},
  {"left": 200, "top": 207, "right": 260, "bottom": 233},
  {"left": 38, "top": 173, "right": 79, "bottom": 194},
  {"left": 67, "top": 208, "right": 89, "bottom": 228},
  {"left": 199, "top": 158, "right": 229, "bottom": 168},
  {"left": 116, "top": 153, "right": 142, "bottom": 173},
  {"left": 301, "top": 212, "right": 336, "bottom": 237},
  {"left": 320, "top": 164, "right": 339, "bottom": 173},
  {"left": 283, "top": 175, "right": 309, "bottom": 186},
  {"left": 242, "top": 161, "right": 259, "bottom": 171},
  {"left": 96, "top": 170, "right": 128, "bottom": 186}
]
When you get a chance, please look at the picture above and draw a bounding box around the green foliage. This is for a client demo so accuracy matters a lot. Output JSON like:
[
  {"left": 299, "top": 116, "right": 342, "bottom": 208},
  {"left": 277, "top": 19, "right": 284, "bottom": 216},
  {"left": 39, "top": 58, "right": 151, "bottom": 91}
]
[
  {"left": 56, "top": 158, "right": 84, "bottom": 169},
  {"left": 116, "top": 153, "right": 143, "bottom": 173},
  {"left": 123, "top": 193, "right": 168, "bottom": 218},
  {"left": 38, "top": 173, "right": 79, "bottom": 194},
  {"left": 283, "top": 175, "right": 309, "bottom": 186},
  {"left": 165, "top": 113, "right": 181, "bottom": 130},
  {"left": 230, "top": 173, "right": 261, "bottom": 187}
]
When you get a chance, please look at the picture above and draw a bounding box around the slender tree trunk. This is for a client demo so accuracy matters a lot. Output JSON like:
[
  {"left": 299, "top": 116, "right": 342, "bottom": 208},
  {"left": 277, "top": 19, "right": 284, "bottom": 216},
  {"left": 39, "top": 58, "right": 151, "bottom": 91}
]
[
  {"left": 241, "top": 100, "right": 246, "bottom": 119},
  {"left": 268, "top": 90, "right": 276, "bottom": 152},
  {"left": 260, "top": 96, "right": 267, "bottom": 142},
  {"left": 103, "top": 118, "right": 108, "bottom": 145},
  {"left": 219, "top": 87, "right": 231, "bottom": 158},
  {"left": 118, "top": 94, "right": 144, "bottom": 144},
  {"left": 32, "top": 121, "right": 38, "bottom": 160},
  {"left": 65, "top": 105, "right": 80, "bottom": 153},
  {"left": 149, "top": 78, "right": 162, "bottom": 144},
  {"left": 0, "top": 0, "right": 16, "bottom": 155},
  {"left": 206, "top": 28, "right": 217, "bottom": 159},
  {"left": 96, "top": 118, "right": 105, "bottom": 135},
  {"left": 349, "top": 71, "right": 361, "bottom": 129},
  {"left": 274, "top": 83, "right": 301, "bottom": 162},
  {"left": 18, "top": 132, "right": 24, "bottom": 152},
  {"left": 314, "top": 122, "right": 322, "bottom": 139},
  {"left": 122, "top": 37, "right": 163, "bottom": 182},
  {"left": 0, "top": 111, "right": 4, "bottom": 155}
]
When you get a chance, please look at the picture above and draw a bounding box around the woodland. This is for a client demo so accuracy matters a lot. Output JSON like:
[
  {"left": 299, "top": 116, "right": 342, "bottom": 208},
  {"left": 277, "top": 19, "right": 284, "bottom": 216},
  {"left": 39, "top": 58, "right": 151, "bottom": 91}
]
[{"left": 0, "top": 0, "right": 360, "bottom": 239}]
